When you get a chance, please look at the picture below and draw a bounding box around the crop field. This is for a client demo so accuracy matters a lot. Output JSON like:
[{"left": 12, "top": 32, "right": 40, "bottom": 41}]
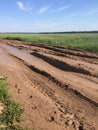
[{"left": 0, "top": 33, "right": 98, "bottom": 52}]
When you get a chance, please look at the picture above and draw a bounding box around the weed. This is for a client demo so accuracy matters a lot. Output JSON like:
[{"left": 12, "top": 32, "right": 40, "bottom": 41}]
[
  {"left": 0, "top": 80, "right": 28, "bottom": 130},
  {"left": 0, "top": 80, "right": 9, "bottom": 102},
  {"left": 1, "top": 100, "right": 24, "bottom": 126}
]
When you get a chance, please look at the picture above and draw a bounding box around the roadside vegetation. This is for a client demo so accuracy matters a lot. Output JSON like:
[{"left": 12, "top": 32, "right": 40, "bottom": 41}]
[
  {"left": 0, "top": 79, "right": 28, "bottom": 130},
  {"left": 0, "top": 33, "right": 98, "bottom": 53}
]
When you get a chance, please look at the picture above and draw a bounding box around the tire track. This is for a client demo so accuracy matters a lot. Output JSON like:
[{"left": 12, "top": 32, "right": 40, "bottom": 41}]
[
  {"left": 9, "top": 53, "right": 98, "bottom": 107},
  {"left": 26, "top": 63, "right": 98, "bottom": 107},
  {"left": 2, "top": 43, "right": 98, "bottom": 106},
  {"left": 0, "top": 41, "right": 98, "bottom": 130},
  {"left": 31, "top": 52, "right": 92, "bottom": 76},
  {"left": 28, "top": 43, "right": 98, "bottom": 59}
]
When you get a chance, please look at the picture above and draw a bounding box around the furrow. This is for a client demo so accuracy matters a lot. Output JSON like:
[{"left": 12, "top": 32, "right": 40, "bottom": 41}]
[
  {"left": 25, "top": 63, "right": 98, "bottom": 108},
  {"left": 31, "top": 52, "right": 92, "bottom": 76},
  {"left": 28, "top": 43, "right": 98, "bottom": 59}
]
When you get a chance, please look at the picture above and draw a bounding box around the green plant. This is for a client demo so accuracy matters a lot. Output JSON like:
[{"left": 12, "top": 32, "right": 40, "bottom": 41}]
[
  {"left": 0, "top": 80, "right": 27, "bottom": 130},
  {"left": 3, "top": 36, "right": 24, "bottom": 41},
  {"left": 0, "top": 80, "right": 9, "bottom": 101},
  {"left": 1, "top": 100, "right": 24, "bottom": 126}
]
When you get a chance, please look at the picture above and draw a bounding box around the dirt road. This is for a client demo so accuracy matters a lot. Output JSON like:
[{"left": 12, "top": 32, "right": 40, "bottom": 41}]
[{"left": 0, "top": 40, "right": 98, "bottom": 130}]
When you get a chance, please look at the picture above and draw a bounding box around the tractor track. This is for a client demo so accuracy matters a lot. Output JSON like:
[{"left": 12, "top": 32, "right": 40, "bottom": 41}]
[{"left": 0, "top": 40, "right": 98, "bottom": 130}]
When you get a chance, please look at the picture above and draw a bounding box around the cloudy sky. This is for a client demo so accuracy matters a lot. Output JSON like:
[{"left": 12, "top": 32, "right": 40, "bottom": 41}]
[{"left": 0, "top": 0, "right": 98, "bottom": 32}]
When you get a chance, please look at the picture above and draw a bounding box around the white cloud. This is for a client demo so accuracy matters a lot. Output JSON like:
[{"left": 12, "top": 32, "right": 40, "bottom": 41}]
[
  {"left": 58, "top": 5, "right": 70, "bottom": 11},
  {"left": 17, "top": 1, "right": 24, "bottom": 10},
  {"left": 38, "top": 4, "right": 70, "bottom": 14},
  {"left": 39, "top": 6, "right": 50, "bottom": 14},
  {"left": 50, "top": 5, "right": 70, "bottom": 13},
  {"left": 17, "top": 1, "right": 32, "bottom": 11}
]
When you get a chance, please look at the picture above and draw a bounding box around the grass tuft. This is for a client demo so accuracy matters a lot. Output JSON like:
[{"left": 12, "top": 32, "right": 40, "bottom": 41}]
[
  {"left": 0, "top": 80, "right": 9, "bottom": 102},
  {"left": 0, "top": 79, "right": 29, "bottom": 130},
  {"left": 1, "top": 100, "right": 24, "bottom": 126}
]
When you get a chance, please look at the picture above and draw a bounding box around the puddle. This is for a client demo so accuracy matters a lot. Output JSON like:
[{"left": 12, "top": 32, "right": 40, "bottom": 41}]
[
  {"left": 1, "top": 44, "right": 33, "bottom": 62},
  {"left": 0, "top": 47, "right": 18, "bottom": 69},
  {"left": 0, "top": 44, "right": 48, "bottom": 70}
]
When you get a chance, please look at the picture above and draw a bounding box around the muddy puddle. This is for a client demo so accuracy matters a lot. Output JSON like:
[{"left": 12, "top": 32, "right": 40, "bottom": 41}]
[
  {"left": 0, "top": 46, "right": 18, "bottom": 69},
  {"left": 1, "top": 44, "right": 33, "bottom": 63}
]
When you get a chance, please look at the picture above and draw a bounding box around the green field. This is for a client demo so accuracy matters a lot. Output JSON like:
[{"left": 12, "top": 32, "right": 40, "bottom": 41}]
[{"left": 0, "top": 33, "right": 98, "bottom": 53}]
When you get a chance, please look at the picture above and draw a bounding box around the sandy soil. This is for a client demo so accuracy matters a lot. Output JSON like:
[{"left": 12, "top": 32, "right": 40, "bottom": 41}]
[{"left": 0, "top": 40, "right": 98, "bottom": 130}]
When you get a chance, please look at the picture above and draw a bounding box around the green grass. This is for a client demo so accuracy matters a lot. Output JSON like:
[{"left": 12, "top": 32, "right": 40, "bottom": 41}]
[
  {"left": 0, "top": 80, "right": 9, "bottom": 102},
  {"left": 0, "top": 33, "right": 98, "bottom": 53},
  {"left": 0, "top": 80, "right": 29, "bottom": 130},
  {"left": 1, "top": 100, "right": 23, "bottom": 126}
]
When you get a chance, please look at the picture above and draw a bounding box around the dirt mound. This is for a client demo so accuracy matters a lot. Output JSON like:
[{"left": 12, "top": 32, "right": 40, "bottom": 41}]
[{"left": 0, "top": 40, "right": 98, "bottom": 130}]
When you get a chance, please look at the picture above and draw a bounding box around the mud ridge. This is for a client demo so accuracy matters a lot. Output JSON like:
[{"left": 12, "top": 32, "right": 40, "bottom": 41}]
[
  {"left": 29, "top": 43, "right": 98, "bottom": 59},
  {"left": 24, "top": 62, "right": 98, "bottom": 108},
  {"left": 9, "top": 53, "right": 98, "bottom": 108},
  {"left": 31, "top": 52, "right": 92, "bottom": 76},
  {"left": 70, "top": 89, "right": 98, "bottom": 107},
  {"left": 26, "top": 64, "right": 69, "bottom": 89}
]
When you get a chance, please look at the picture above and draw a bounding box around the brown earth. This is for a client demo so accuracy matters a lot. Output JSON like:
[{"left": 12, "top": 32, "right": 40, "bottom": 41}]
[{"left": 0, "top": 39, "right": 98, "bottom": 130}]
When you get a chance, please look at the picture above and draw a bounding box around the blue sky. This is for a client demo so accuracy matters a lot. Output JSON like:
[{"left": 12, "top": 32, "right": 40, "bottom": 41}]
[{"left": 0, "top": 0, "right": 98, "bottom": 32}]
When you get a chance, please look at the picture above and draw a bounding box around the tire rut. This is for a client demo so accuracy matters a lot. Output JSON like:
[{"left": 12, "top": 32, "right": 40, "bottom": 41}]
[
  {"left": 25, "top": 62, "right": 98, "bottom": 108},
  {"left": 31, "top": 52, "right": 92, "bottom": 76},
  {"left": 1, "top": 41, "right": 98, "bottom": 130},
  {"left": 28, "top": 43, "right": 98, "bottom": 59},
  {"left": 3, "top": 44, "right": 98, "bottom": 108}
]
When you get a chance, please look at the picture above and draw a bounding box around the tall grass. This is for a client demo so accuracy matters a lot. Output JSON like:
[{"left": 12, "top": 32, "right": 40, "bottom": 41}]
[{"left": 0, "top": 33, "right": 98, "bottom": 52}]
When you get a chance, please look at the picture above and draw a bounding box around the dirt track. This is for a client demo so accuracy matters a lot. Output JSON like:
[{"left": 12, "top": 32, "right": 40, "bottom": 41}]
[{"left": 0, "top": 40, "right": 98, "bottom": 130}]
